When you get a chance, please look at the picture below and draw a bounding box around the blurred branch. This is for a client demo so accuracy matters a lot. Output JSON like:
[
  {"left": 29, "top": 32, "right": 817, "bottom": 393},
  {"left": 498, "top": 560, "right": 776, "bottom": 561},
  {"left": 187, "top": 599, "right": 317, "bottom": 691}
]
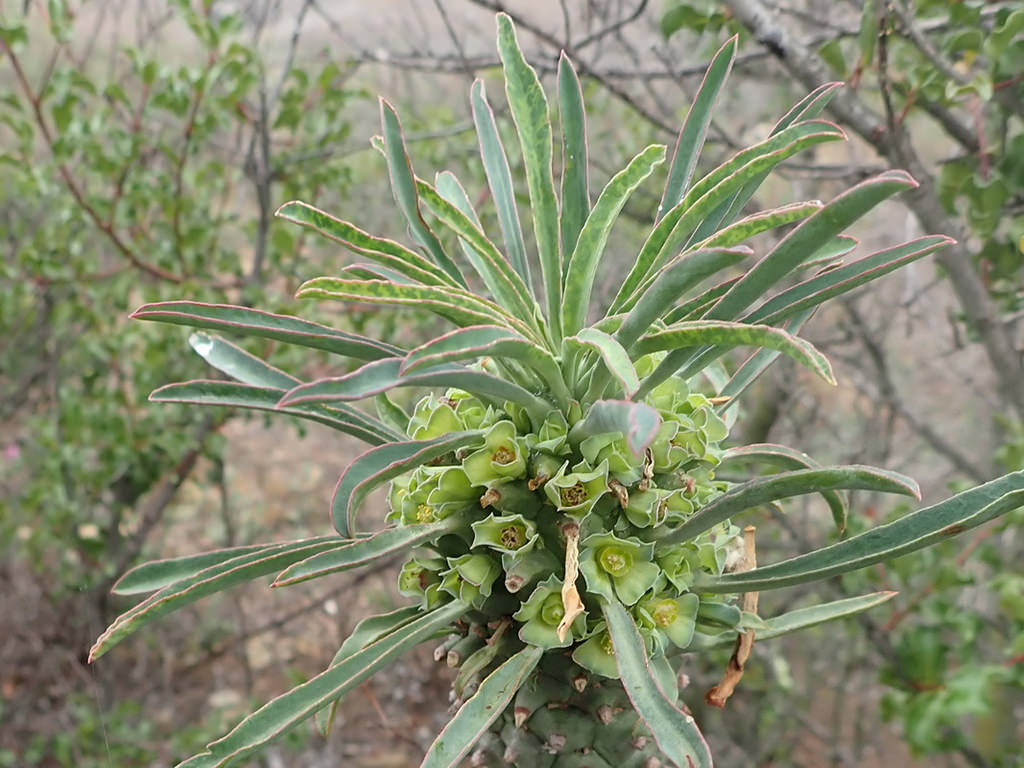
[
  {"left": 724, "top": 0, "right": 1024, "bottom": 422},
  {"left": 841, "top": 300, "right": 991, "bottom": 483},
  {"left": 0, "top": 37, "right": 186, "bottom": 284}
]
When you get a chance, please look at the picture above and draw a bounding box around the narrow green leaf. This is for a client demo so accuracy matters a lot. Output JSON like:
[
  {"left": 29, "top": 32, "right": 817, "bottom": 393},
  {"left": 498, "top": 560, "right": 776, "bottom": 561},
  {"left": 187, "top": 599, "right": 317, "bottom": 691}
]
[
  {"left": 557, "top": 53, "right": 589, "bottom": 262},
  {"left": 276, "top": 201, "right": 457, "bottom": 287},
  {"left": 90, "top": 537, "right": 341, "bottom": 661},
  {"left": 568, "top": 400, "right": 662, "bottom": 456},
  {"left": 715, "top": 309, "right": 815, "bottom": 408},
  {"left": 132, "top": 301, "right": 403, "bottom": 361},
  {"left": 380, "top": 100, "right": 464, "bottom": 285},
  {"left": 471, "top": 80, "right": 531, "bottom": 285},
  {"left": 603, "top": 601, "right": 712, "bottom": 768},
  {"left": 149, "top": 380, "right": 400, "bottom": 445},
  {"left": 421, "top": 645, "right": 543, "bottom": 767},
  {"left": 401, "top": 325, "right": 571, "bottom": 406},
  {"left": 176, "top": 602, "right": 465, "bottom": 768},
  {"left": 773, "top": 82, "right": 843, "bottom": 133},
  {"left": 112, "top": 544, "right": 269, "bottom": 595},
  {"left": 690, "top": 82, "right": 843, "bottom": 242},
  {"left": 338, "top": 263, "right": 419, "bottom": 284},
  {"left": 660, "top": 465, "right": 921, "bottom": 546},
  {"left": 416, "top": 175, "right": 539, "bottom": 324},
  {"left": 690, "top": 200, "right": 823, "bottom": 251},
  {"left": 688, "top": 592, "right": 898, "bottom": 651},
  {"left": 375, "top": 392, "right": 410, "bottom": 435},
  {"left": 563, "top": 144, "right": 665, "bottom": 335},
  {"left": 663, "top": 276, "right": 739, "bottom": 325},
  {"left": 496, "top": 12, "right": 562, "bottom": 338},
  {"left": 658, "top": 35, "right": 736, "bottom": 218},
  {"left": 567, "top": 328, "right": 640, "bottom": 399},
  {"left": 188, "top": 332, "right": 295, "bottom": 389},
  {"left": 699, "top": 473, "right": 1024, "bottom": 593},
  {"left": 296, "top": 277, "right": 531, "bottom": 336},
  {"left": 633, "top": 320, "right": 835, "bottom": 401},
  {"left": 721, "top": 443, "right": 847, "bottom": 533},
  {"left": 273, "top": 522, "right": 452, "bottom": 587},
  {"left": 706, "top": 171, "right": 919, "bottom": 321},
  {"left": 316, "top": 606, "right": 424, "bottom": 736},
  {"left": 744, "top": 236, "right": 955, "bottom": 325},
  {"left": 612, "top": 120, "right": 846, "bottom": 313},
  {"left": 278, "top": 359, "right": 553, "bottom": 427},
  {"left": 328, "top": 430, "right": 485, "bottom": 536},
  {"left": 615, "top": 248, "right": 751, "bottom": 349}
]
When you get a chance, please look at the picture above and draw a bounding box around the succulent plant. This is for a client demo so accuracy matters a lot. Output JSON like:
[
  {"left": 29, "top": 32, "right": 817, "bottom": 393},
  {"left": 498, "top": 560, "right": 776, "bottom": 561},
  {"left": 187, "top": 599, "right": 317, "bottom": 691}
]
[{"left": 92, "top": 14, "right": 1024, "bottom": 768}]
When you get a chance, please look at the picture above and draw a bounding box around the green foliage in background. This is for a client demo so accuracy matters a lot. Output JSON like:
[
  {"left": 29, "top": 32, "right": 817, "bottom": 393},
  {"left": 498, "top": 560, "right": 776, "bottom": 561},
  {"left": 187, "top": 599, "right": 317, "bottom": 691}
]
[{"left": 0, "top": 1, "right": 364, "bottom": 594}]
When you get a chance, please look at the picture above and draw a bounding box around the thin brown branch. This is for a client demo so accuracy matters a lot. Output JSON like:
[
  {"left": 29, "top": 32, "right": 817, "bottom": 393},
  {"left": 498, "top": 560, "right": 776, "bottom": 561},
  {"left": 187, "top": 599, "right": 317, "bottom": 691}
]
[
  {"left": 706, "top": 526, "right": 758, "bottom": 708},
  {"left": 0, "top": 37, "right": 186, "bottom": 284}
]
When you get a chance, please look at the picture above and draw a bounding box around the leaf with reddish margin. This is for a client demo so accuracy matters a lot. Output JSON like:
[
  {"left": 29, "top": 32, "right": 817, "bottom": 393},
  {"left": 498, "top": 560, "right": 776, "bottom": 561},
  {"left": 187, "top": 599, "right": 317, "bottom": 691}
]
[
  {"left": 557, "top": 53, "right": 589, "bottom": 264},
  {"left": 296, "top": 276, "right": 532, "bottom": 337},
  {"left": 275, "top": 200, "right": 457, "bottom": 287},
  {"left": 272, "top": 521, "right": 453, "bottom": 587},
  {"left": 400, "top": 325, "right": 571, "bottom": 406},
  {"left": 744, "top": 235, "right": 955, "bottom": 325},
  {"left": 567, "top": 328, "right": 641, "bottom": 399},
  {"left": 420, "top": 645, "right": 543, "bottom": 767},
  {"left": 685, "top": 591, "right": 897, "bottom": 651},
  {"left": 131, "top": 301, "right": 403, "bottom": 360},
  {"left": 633, "top": 319, "right": 835, "bottom": 402},
  {"left": 473, "top": 79, "right": 531, "bottom": 284},
  {"left": 659, "top": 465, "right": 921, "bottom": 546},
  {"left": 659, "top": 35, "right": 737, "bottom": 218},
  {"left": 277, "top": 358, "right": 553, "bottom": 424},
  {"left": 380, "top": 99, "right": 465, "bottom": 286},
  {"left": 496, "top": 12, "right": 562, "bottom": 336},
  {"left": 721, "top": 443, "right": 847, "bottom": 533},
  {"left": 149, "top": 380, "right": 401, "bottom": 445},
  {"left": 90, "top": 536, "right": 341, "bottom": 661},
  {"left": 604, "top": 600, "right": 713, "bottom": 768},
  {"left": 705, "top": 170, "right": 919, "bottom": 321},
  {"left": 568, "top": 400, "right": 662, "bottom": 456},
  {"left": 330, "top": 430, "right": 485, "bottom": 536},
  {"left": 112, "top": 543, "right": 269, "bottom": 595},
  {"left": 612, "top": 119, "right": 847, "bottom": 314},
  {"left": 173, "top": 601, "right": 466, "bottom": 768},
  {"left": 699, "top": 474, "right": 1024, "bottom": 593}
]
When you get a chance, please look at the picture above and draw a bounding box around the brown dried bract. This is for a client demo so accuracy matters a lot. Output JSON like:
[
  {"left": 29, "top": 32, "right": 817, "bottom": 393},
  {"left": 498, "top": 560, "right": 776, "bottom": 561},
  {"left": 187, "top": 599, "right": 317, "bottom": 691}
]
[{"left": 706, "top": 525, "right": 759, "bottom": 708}]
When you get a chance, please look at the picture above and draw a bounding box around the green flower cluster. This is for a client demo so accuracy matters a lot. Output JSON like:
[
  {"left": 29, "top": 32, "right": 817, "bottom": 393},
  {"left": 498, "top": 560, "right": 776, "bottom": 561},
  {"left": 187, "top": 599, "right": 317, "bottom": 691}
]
[{"left": 392, "top": 373, "right": 745, "bottom": 679}]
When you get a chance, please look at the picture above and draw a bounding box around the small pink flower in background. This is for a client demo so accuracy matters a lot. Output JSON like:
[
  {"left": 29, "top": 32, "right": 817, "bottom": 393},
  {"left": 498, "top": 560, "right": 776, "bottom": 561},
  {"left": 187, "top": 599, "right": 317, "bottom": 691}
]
[{"left": 4, "top": 442, "right": 20, "bottom": 461}]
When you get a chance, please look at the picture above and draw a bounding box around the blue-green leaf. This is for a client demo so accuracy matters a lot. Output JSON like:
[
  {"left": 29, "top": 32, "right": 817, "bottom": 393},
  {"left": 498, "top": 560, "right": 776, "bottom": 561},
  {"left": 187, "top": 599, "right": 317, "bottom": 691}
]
[
  {"left": 149, "top": 380, "right": 400, "bottom": 445},
  {"left": 496, "top": 12, "right": 562, "bottom": 337},
  {"left": 273, "top": 522, "right": 453, "bottom": 587},
  {"left": 90, "top": 536, "right": 341, "bottom": 661},
  {"left": 277, "top": 359, "right": 553, "bottom": 426},
  {"left": 132, "top": 301, "right": 403, "bottom": 360},
  {"left": 472, "top": 79, "right": 531, "bottom": 286},
  {"left": 174, "top": 602, "right": 465, "bottom": 768},
  {"left": 603, "top": 601, "right": 712, "bottom": 768},
  {"left": 276, "top": 200, "right": 457, "bottom": 287},
  {"left": 660, "top": 465, "right": 921, "bottom": 545},
  {"left": 328, "top": 430, "right": 485, "bottom": 536},
  {"left": 562, "top": 144, "right": 666, "bottom": 335},
  {"left": 421, "top": 646, "right": 543, "bottom": 767},
  {"left": 558, "top": 52, "right": 589, "bottom": 262},
  {"left": 658, "top": 35, "right": 736, "bottom": 218},
  {"left": 380, "top": 100, "right": 464, "bottom": 285},
  {"left": 699, "top": 473, "right": 1024, "bottom": 593}
]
